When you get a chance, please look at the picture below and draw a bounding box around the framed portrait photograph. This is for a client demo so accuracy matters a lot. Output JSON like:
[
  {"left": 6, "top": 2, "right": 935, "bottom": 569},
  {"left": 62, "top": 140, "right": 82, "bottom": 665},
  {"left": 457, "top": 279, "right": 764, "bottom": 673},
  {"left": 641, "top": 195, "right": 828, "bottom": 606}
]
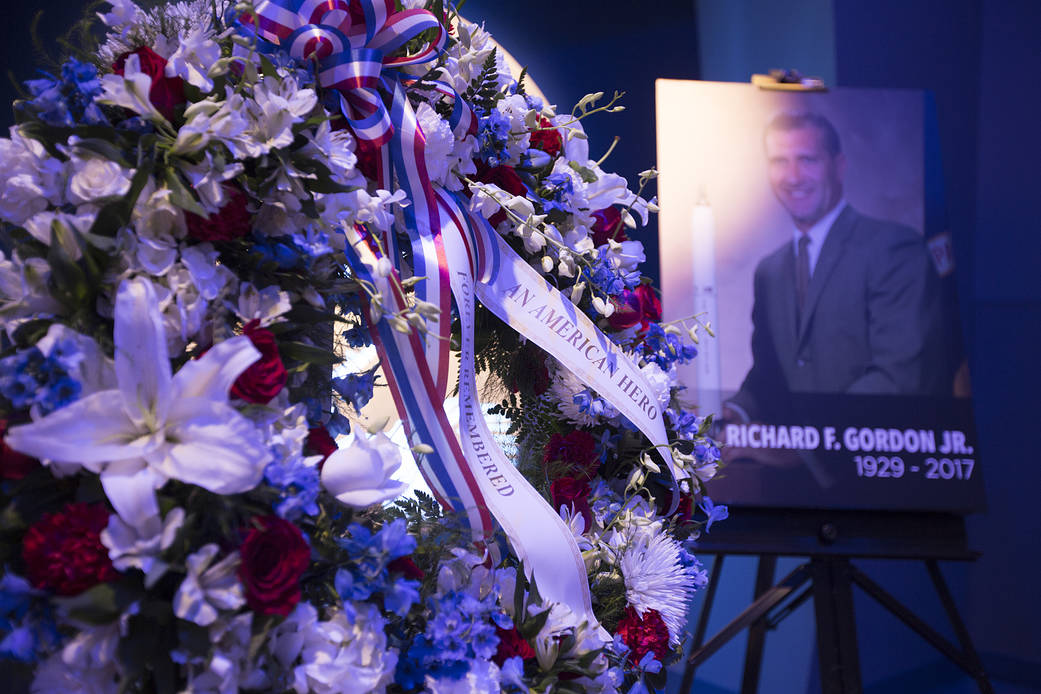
[{"left": 656, "top": 80, "right": 983, "bottom": 512}]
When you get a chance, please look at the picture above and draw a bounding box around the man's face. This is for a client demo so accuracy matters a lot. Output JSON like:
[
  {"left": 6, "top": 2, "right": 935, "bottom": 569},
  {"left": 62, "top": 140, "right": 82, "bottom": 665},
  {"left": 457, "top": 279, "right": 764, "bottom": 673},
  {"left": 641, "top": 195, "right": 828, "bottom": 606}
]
[{"left": 764, "top": 126, "right": 845, "bottom": 231}]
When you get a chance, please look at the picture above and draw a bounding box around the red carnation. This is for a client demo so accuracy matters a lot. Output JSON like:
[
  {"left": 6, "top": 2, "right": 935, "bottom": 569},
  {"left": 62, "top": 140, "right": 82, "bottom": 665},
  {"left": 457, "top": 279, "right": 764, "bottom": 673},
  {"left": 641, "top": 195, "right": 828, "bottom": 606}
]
[
  {"left": 305, "top": 425, "right": 338, "bottom": 470},
  {"left": 493, "top": 626, "right": 536, "bottom": 666},
  {"left": 22, "top": 502, "right": 117, "bottom": 595},
  {"left": 615, "top": 607, "right": 671, "bottom": 664},
  {"left": 529, "top": 116, "right": 563, "bottom": 159},
  {"left": 608, "top": 284, "right": 662, "bottom": 333},
  {"left": 591, "top": 207, "right": 627, "bottom": 246},
  {"left": 231, "top": 321, "right": 287, "bottom": 405},
  {"left": 0, "top": 420, "right": 39, "bottom": 480},
  {"left": 476, "top": 163, "right": 527, "bottom": 227},
  {"left": 387, "top": 556, "right": 425, "bottom": 580},
  {"left": 237, "top": 515, "right": 310, "bottom": 616},
  {"left": 185, "top": 186, "right": 252, "bottom": 242},
  {"left": 550, "top": 476, "right": 593, "bottom": 530},
  {"left": 543, "top": 431, "right": 600, "bottom": 480},
  {"left": 112, "top": 47, "right": 186, "bottom": 121}
]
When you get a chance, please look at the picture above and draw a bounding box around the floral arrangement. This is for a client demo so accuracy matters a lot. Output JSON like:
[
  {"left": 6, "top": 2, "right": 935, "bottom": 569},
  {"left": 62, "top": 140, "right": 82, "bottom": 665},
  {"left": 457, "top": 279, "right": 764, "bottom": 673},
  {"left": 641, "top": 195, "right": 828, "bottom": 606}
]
[{"left": 0, "top": 1, "right": 726, "bottom": 692}]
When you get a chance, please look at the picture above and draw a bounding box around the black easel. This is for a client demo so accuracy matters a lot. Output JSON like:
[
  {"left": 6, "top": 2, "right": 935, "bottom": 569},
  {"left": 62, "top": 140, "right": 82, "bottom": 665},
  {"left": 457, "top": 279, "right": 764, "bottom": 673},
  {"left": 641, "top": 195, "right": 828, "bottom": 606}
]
[{"left": 677, "top": 508, "right": 993, "bottom": 694}]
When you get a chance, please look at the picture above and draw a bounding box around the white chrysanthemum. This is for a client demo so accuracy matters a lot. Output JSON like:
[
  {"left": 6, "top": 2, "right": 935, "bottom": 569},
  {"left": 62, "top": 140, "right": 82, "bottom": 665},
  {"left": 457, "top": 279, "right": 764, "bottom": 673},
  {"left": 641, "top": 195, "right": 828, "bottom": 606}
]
[
  {"left": 639, "top": 361, "right": 672, "bottom": 411},
  {"left": 616, "top": 529, "right": 699, "bottom": 644}
]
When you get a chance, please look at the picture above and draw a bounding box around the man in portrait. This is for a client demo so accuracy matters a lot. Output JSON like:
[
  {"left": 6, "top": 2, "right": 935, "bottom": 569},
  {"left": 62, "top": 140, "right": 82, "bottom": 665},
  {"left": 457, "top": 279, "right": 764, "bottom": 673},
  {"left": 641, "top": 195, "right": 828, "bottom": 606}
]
[{"left": 725, "top": 111, "right": 947, "bottom": 427}]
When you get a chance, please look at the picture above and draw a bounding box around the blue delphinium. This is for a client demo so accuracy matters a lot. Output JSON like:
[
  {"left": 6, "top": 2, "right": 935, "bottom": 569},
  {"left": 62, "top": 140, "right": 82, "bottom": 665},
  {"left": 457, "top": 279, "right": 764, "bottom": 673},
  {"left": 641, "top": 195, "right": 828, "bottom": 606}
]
[
  {"left": 335, "top": 520, "right": 421, "bottom": 619},
  {"left": 538, "top": 171, "right": 573, "bottom": 214},
  {"left": 263, "top": 455, "right": 321, "bottom": 520},
  {"left": 573, "top": 388, "right": 617, "bottom": 420},
  {"left": 304, "top": 398, "right": 351, "bottom": 437},
  {"left": 333, "top": 369, "right": 375, "bottom": 411},
  {"left": 23, "top": 59, "right": 108, "bottom": 127},
  {"left": 475, "top": 107, "right": 512, "bottom": 167},
  {"left": 583, "top": 247, "right": 642, "bottom": 302},
  {"left": 642, "top": 323, "right": 698, "bottom": 370},
  {"left": 0, "top": 344, "right": 82, "bottom": 415},
  {"left": 699, "top": 497, "right": 729, "bottom": 532},
  {"left": 395, "top": 582, "right": 512, "bottom": 687},
  {"left": 0, "top": 574, "right": 58, "bottom": 663}
]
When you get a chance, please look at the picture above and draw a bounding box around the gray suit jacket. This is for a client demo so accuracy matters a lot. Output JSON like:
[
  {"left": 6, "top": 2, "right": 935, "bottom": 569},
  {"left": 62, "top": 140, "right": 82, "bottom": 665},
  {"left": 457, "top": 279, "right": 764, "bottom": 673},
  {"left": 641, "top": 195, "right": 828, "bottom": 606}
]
[{"left": 730, "top": 205, "right": 945, "bottom": 422}]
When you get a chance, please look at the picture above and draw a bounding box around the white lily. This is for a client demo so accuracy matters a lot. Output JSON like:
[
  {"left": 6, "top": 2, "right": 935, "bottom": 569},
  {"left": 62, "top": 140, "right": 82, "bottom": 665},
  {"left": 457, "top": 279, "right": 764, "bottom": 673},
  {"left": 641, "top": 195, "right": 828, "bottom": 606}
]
[{"left": 6, "top": 277, "right": 272, "bottom": 524}]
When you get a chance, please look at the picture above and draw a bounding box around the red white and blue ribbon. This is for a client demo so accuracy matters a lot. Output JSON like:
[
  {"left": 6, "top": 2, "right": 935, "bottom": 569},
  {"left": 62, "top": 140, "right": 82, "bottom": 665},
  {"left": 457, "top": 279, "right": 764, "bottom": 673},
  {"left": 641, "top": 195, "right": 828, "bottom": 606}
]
[{"left": 251, "top": 0, "right": 683, "bottom": 626}]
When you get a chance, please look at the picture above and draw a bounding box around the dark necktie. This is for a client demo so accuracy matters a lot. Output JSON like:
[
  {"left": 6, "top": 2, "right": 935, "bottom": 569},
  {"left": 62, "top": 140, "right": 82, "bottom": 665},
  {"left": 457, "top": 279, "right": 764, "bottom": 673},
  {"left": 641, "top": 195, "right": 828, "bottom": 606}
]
[{"left": 796, "top": 234, "right": 810, "bottom": 315}]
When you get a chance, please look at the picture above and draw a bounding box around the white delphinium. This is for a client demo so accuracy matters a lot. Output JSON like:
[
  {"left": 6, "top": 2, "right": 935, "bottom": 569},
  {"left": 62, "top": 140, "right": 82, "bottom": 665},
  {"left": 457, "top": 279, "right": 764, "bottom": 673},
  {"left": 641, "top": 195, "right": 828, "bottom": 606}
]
[
  {"left": 445, "top": 133, "right": 479, "bottom": 192},
  {"left": 415, "top": 102, "right": 456, "bottom": 186},
  {"left": 5, "top": 277, "right": 272, "bottom": 524},
  {"left": 173, "top": 544, "right": 246, "bottom": 626},
  {"left": 102, "top": 506, "right": 185, "bottom": 587},
  {"left": 347, "top": 188, "right": 409, "bottom": 232},
  {"left": 0, "top": 128, "right": 66, "bottom": 225}
]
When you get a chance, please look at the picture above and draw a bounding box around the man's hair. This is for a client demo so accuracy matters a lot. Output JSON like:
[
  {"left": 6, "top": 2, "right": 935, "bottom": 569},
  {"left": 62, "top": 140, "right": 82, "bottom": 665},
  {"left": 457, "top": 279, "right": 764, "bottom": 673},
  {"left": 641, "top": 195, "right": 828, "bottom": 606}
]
[{"left": 765, "top": 111, "right": 842, "bottom": 157}]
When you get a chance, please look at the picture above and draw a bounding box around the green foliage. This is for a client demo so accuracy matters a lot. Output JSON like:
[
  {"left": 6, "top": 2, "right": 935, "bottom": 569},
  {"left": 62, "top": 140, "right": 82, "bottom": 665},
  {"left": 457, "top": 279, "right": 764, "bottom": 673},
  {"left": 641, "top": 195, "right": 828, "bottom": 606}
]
[{"left": 463, "top": 48, "right": 503, "bottom": 112}]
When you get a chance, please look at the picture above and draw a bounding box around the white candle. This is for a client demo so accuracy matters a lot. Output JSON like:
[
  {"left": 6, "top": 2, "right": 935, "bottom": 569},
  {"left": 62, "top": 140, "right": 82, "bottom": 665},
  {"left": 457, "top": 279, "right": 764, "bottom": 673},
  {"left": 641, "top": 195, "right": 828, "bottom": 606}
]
[{"left": 691, "top": 201, "right": 722, "bottom": 420}]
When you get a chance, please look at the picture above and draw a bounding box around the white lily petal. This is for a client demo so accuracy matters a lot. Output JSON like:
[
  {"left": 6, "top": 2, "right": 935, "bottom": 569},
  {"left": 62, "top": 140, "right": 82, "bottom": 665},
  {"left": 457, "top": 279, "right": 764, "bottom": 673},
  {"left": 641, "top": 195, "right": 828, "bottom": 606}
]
[
  {"left": 159, "top": 399, "right": 270, "bottom": 494},
  {"left": 330, "top": 481, "right": 410, "bottom": 508},
  {"left": 171, "top": 336, "right": 260, "bottom": 402},
  {"left": 100, "top": 458, "right": 165, "bottom": 525},
  {"left": 4, "top": 391, "right": 148, "bottom": 466},
  {"left": 114, "top": 278, "right": 172, "bottom": 428}
]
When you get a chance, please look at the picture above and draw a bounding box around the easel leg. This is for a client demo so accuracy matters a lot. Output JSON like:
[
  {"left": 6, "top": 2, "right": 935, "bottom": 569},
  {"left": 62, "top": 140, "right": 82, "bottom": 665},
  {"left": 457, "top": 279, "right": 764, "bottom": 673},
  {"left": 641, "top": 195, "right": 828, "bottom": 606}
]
[
  {"left": 811, "top": 557, "right": 862, "bottom": 694},
  {"left": 741, "top": 555, "right": 777, "bottom": 694},
  {"left": 926, "top": 560, "right": 995, "bottom": 694}
]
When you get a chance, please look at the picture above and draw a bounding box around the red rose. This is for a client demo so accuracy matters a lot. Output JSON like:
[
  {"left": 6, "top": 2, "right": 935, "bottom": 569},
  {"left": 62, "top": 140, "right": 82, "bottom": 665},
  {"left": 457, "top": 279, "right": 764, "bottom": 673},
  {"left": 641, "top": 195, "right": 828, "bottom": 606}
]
[
  {"left": 387, "top": 556, "right": 425, "bottom": 580},
  {"left": 185, "top": 186, "right": 252, "bottom": 242},
  {"left": 608, "top": 284, "right": 662, "bottom": 333},
  {"left": 615, "top": 607, "right": 671, "bottom": 664},
  {"left": 305, "top": 425, "right": 338, "bottom": 470},
  {"left": 0, "top": 420, "right": 39, "bottom": 480},
  {"left": 476, "top": 163, "right": 527, "bottom": 227},
  {"left": 231, "top": 321, "right": 287, "bottom": 405},
  {"left": 543, "top": 431, "right": 599, "bottom": 480},
  {"left": 590, "top": 206, "right": 628, "bottom": 246},
  {"left": 237, "top": 515, "right": 310, "bottom": 616},
  {"left": 22, "top": 502, "right": 117, "bottom": 595},
  {"left": 550, "top": 477, "right": 593, "bottom": 530},
  {"left": 112, "top": 47, "right": 186, "bottom": 121},
  {"left": 529, "top": 116, "right": 563, "bottom": 159},
  {"left": 493, "top": 626, "right": 536, "bottom": 666}
]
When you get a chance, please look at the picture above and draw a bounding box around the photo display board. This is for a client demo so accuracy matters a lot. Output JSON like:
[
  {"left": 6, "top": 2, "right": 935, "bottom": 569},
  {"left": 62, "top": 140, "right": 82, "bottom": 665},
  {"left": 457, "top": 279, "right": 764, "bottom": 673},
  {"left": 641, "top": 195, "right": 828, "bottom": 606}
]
[{"left": 656, "top": 80, "right": 984, "bottom": 512}]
